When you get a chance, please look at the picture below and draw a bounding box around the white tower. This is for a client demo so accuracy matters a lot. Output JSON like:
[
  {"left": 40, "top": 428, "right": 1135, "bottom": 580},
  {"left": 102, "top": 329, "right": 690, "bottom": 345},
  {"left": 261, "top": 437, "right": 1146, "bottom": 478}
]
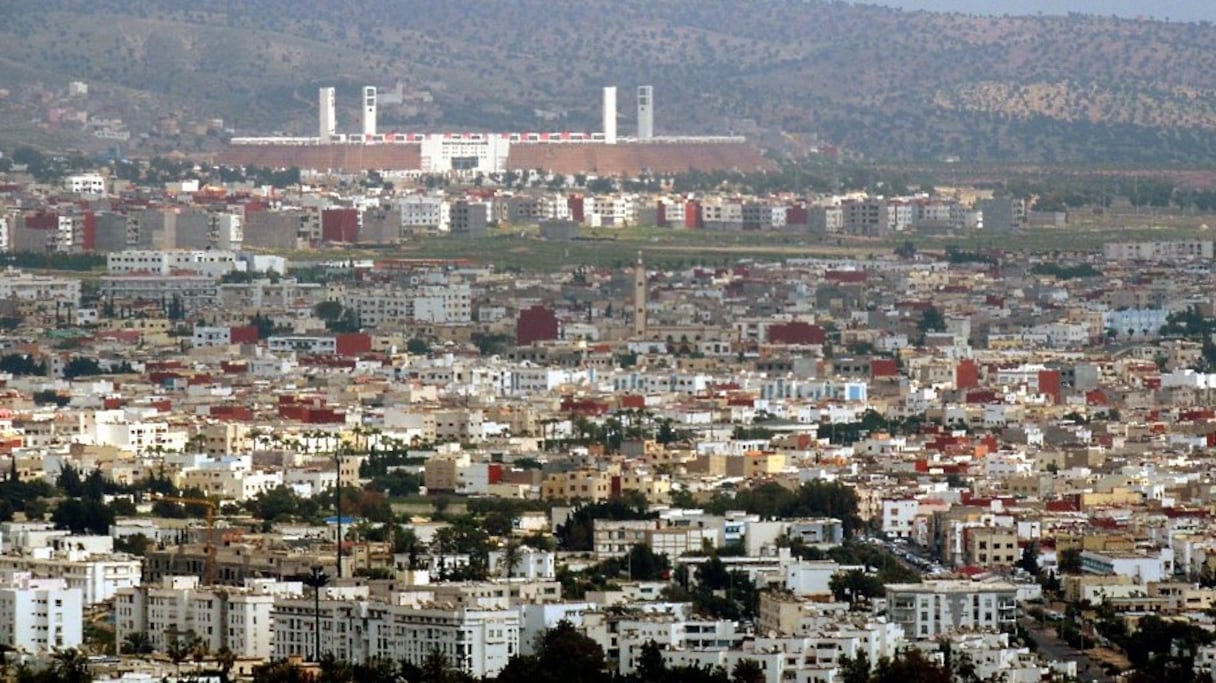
[
  {"left": 637, "top": 85, "right": 653, "bottom": 140},
  {"left": 602, "top": 86, "right": 617, "bottom": 145},
  {"left": 362, "top": 86, "right": 377, "bottom": 137},
  {"left": 318, "top": 87, "right": 336, "bottom": 140}
]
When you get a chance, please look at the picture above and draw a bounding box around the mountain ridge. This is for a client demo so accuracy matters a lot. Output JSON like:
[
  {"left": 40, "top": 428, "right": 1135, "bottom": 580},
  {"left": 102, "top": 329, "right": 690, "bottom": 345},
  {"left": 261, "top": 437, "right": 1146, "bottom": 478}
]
[{"left": 4, "top": 1, "right": 1216, "bottom": 163}]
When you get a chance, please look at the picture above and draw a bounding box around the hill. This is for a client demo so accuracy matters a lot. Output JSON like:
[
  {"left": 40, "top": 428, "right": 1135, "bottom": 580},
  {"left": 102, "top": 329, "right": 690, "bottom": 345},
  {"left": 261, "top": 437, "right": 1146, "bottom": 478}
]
[{"left": 6, "top": 1, "right": 1216, "bottom": 163}]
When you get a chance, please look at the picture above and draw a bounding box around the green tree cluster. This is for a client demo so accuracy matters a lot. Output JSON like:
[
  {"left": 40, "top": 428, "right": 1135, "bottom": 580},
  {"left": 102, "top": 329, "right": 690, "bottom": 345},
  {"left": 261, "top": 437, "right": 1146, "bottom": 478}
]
[{"left": 703, "top": 481, "right": 864, "bottom": 536}]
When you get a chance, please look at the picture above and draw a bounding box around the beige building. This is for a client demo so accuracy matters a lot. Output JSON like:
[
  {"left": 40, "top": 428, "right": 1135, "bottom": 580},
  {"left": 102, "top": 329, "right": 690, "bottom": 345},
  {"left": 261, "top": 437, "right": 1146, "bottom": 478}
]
[
  {"left": 965, "top": 528, "right": 1019, "bottom": 568},
  {"left": 424, "top": 452, "right": 471, "bottom": 493},
  {"left": 540, "top": 469, "right": 612, "bottom": 502}
]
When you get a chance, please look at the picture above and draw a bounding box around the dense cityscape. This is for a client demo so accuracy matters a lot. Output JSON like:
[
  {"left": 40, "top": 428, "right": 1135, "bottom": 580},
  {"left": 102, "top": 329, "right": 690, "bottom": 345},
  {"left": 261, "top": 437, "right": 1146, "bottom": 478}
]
[{"left": 5, "top": 3, "right": 1216, "bottom": 683}]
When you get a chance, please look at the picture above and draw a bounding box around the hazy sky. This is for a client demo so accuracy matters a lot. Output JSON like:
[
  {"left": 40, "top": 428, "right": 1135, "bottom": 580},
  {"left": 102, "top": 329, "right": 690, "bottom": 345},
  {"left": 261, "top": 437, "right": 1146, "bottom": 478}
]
[{"left": 861, "top": 1, "right": 1216, "bottom": 22}]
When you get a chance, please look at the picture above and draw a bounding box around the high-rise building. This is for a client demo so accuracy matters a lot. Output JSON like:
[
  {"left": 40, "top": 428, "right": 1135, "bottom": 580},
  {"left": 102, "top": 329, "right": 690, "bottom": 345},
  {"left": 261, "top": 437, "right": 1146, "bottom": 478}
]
[
  {"left": 637, "top": 86, "right": 654, "bottom": 139},
  {"left": 602, "top": 86, "right": 617, "bottom": 145},
  {"left": 362, "top": 86, "right": 377, "bottom": 137},
  {"left": 319, "top": 87, "right": 336, "bottom": 140}
]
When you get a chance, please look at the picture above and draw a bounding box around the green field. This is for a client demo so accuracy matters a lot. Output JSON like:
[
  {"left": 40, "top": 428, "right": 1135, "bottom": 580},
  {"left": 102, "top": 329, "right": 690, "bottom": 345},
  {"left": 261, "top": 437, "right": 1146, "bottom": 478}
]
[{"left": 288, "top": 218, "right": 1216, "bottom": 272}]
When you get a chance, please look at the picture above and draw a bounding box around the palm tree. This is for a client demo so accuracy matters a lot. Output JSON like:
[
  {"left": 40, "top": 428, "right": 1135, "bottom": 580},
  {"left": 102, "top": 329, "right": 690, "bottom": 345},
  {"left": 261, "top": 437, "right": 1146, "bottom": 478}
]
[
  {"left": 166, "top": 636, "right": 193, "bottom": 676},
  {"left": 122, "top": 631, "right": 153, "bottom": 655},
  {"left": 215, "top": 645, "right": 237, "bottom": 683},
  {"left": 50, "top": 648, "right": 91, "bottom": 683}
]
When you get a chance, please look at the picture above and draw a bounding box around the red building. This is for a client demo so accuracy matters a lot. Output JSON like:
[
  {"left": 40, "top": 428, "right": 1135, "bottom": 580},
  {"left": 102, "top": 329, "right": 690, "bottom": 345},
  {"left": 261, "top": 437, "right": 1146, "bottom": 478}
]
[
  {"left": 768, "top": 321, "right": 826, "bottom": 345},
  {"left": 335, "top": 333, "right": 372, "bottom": 356},
  {"left": 229, "top": 325, "right": 260, "bottom": 345},
  {"left": 956, "top": 359, "right": 980, "bottom": 389},
  {"left": 321, "top": 208, "right": 360, "bottom": 243},
  {"left": 516, "top": 305, "right": 560, "bottom": 346},
  {"left": 684, "top": 200, "right": 703, "bottom": 229},
  {"left": 1037, "top": 369, "right": 1061, "bottom": 404},
  {"left": 567, "top": 195, "right": 585, "bottom": 222}
]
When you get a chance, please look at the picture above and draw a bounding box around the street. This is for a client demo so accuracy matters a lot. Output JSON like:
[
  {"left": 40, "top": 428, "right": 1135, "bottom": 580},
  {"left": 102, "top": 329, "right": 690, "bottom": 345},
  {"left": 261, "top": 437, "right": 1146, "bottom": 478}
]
[{"left": 1018, "top": 616, "right": 1117, "bottom": 683}]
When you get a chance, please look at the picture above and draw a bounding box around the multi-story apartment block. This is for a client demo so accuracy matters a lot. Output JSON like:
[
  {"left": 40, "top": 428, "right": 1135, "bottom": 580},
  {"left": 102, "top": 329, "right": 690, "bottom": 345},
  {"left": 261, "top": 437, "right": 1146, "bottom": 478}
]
[
  {"left": 0, "top": 571, "right": 83, "bottom": 653},
  {"left": 272, "top": 597, "right": 520, "bottom": 679},
  {"left": 886, "top": 581, "right": 1018, "bottom": 639},
  {"left": 116, "top": 576, "right": 298, "bottom": 658}
]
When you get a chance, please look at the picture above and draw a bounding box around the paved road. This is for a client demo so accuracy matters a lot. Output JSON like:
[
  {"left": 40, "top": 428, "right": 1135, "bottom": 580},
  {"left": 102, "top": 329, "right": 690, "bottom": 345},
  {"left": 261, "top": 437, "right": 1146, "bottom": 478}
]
[{"left": 1019, "top": 617, "right": 1116, "bottom": 683}]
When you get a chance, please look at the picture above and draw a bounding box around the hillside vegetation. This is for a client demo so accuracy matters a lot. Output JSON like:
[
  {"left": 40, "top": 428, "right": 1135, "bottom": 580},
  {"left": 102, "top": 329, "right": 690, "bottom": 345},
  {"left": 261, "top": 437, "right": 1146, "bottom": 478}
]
[{"left": 6, "top": 1, "right": 1216, "bottom": 162}]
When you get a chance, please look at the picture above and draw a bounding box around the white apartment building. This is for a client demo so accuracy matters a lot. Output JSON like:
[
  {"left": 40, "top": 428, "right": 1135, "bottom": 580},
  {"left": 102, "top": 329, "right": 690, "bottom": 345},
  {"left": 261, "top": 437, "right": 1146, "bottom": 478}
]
[
  {"left": 0, "top": 550, "right": 141, "bottom": 605},
  {"left": 178, "top": 457, "right": 284, "bottom": 501},
  {"left": 886, "top": 581, "right": 1018, "bottom": 639},
  {"left": 91, "top": 410, "right": 179, "bottom": 453},
  {"left": 400, "top": 196, "right": 450, "bottom": 232},
  {"left": 412, "top": 284, "right": 472, "bottom": 323},
  {"left": 0, "top": 269, "right": 81, "bottom": 306},
  {"left": 116, "top": 576, "right": 301, "bottom": 658},
  {"left": 881, "top": 499, "right": 918, "bottom": 538},
  {"left": 614, "top": 617, "right": 743, "bottom": 676},
  {"left": 1102, "top": 239, "right": 1214, "bottom": 261},
  {"left": 106, "top": 250, "right": 237, "bottom": 277},
  {"left": 273, "top": 597, "right": 520, "bottom": 679},
  {"left": 487, "top": 549, "right": 556, "bottom": 580},
  {"left": 0, "top": 571, "right": 83, "bottom": 653},
  {"left": 339, "top": 284, "right": 470, "bottom": 326},
  {"left": 62, "top": 173, "right": 106, "bottom": 195}
]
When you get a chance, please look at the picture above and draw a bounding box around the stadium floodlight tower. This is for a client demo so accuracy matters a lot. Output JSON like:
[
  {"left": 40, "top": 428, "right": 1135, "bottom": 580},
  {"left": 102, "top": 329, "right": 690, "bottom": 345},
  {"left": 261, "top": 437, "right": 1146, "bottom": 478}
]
[
  {"left": 318, "top": 87, "right": 336, "bottom": 140},
  {"left": 362, "top": 86, "right": 377, "bottom": 137},
  {"left": 637, "top": 85, "right": 654, "bottom": 140},
  {"left": 602, "top": 86, "right": 617, "bottom": 144}
]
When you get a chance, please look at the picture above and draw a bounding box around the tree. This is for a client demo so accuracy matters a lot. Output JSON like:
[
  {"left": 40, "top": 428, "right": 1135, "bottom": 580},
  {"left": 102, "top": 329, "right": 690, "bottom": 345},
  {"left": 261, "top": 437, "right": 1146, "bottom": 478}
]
[
  {"left": 48, "top": 649, "right": 91, "bottom": 683},
  {"left": 696, "top": 555, "right": 731, "bottom": 592},
  {"left": 1058, "top": 548, "right": 1083, "bottom": 574},
  {"left": 314, "top": 300, "right": 344, "bottom": 322},
  {"left": 318, "top": 652, "right": 355, "bottom": 682},
  {"left": 917, "top": 305, "right": 946, "bottom": 335},
  {"left": 871, "top": 648, "right": 951, "bottom": 683},
  {"left": 1017, "top": 541, "right": 1040, "bottom": 577},
  {"left": 62, "top": 356, "right": 103, "bottom": 379},
  {"left": 830, "top": 569, "right": 885, "bottom": 604},
  {"left": 1124, "top": 614, "right": 1215, "bottom": 682},
  {"left": 731, "top": 659, "right": 765, "bottom": 683},
  {"left": 838, "top": 652, "right": 871, "bottom": 683},
  {"left": 252, "top": 659, "right": 310, "bottom": 683},
  {"left": 52, "top": 498, "right": 114, "bottom": 535},
  {"left": 57, "top": 464, "right": 84, "bottom": 497},
  {"left": 623, "top": 543, "right": 670, "bottom": 581},
  {"left": 215, "top": 646, "right": 237, "bottom": 683},
  {"left": 406, "top": 338, "right": 431, "bottom": 355},
  {"left": 122, "top": 631, "right": 154, "bottom": 655},
  {"left": 167, "top": 637, "right": 195, "bottom": 675},
  {"left": 636, "top": 640, "right": 667, "bottom": 682}
]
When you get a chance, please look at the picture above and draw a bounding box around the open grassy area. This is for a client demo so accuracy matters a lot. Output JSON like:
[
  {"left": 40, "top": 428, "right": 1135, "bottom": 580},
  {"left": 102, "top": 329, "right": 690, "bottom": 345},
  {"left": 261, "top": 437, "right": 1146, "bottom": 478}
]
[{"left": 288, "top": 214, "right": 1216, "bottom": 272}]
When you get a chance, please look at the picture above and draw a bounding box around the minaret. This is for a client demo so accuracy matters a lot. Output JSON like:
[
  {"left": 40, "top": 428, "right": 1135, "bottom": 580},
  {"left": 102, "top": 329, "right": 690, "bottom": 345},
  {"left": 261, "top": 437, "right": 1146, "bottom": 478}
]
[{"left": 633, "top": 252, "right": 647, "bottom": 339}]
